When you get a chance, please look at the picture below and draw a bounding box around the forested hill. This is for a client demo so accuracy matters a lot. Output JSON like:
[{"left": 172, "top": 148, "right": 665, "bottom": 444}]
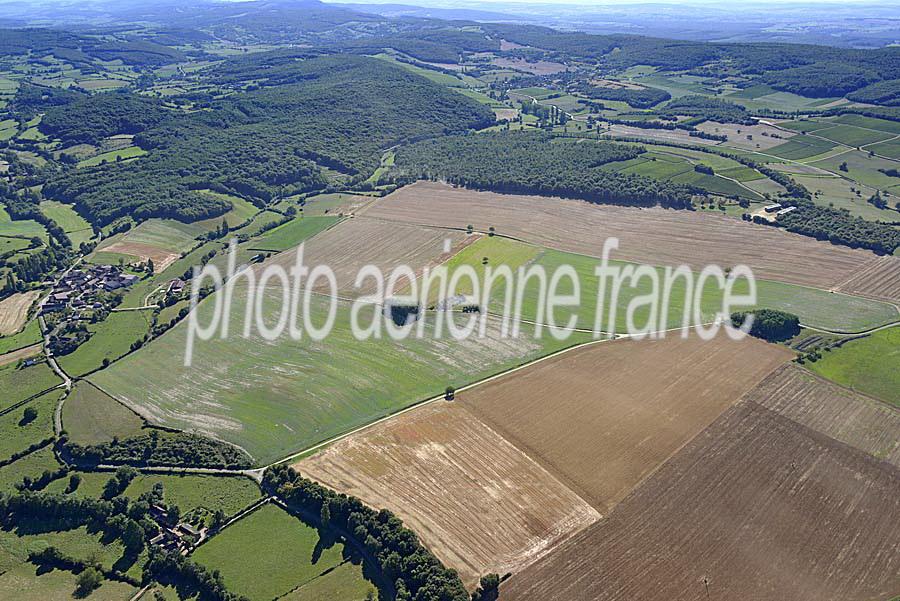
[
  {"left": 41, "top": 54, "right": 495, "bottom": 225},
  {"left": 391, "top": 132, "right": 696, "bottom": 209}
]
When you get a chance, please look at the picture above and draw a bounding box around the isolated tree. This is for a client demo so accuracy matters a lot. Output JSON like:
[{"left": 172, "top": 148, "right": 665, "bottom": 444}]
[
  {"left": 21, "top": 406, "right": 38, "bottom": 424},
  {"left": 146, "top": 258, "right": 154, "bottom": 275},
  {"left": 75, "top": 567, "right": 103, "bottom": 596},
  {"left": 66, "top": 473, "right": 81, "bottom": 493},
  {"left": 445, "top": 386, "right": 455, "bottom": 400}
]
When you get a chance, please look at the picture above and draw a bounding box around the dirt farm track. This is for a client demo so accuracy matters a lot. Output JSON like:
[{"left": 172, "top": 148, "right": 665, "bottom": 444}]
[{"left": 366, "top": 182, "right": 900, "bottom": 303}]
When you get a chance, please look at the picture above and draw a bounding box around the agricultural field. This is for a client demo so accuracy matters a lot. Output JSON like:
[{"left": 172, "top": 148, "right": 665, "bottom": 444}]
[
  {"left": 38, "top": 200, "right": 93, "bottom": 247},
  {"left": 459, "top": 334, "right": 792, "bottom": 512},
  {"left": 368, "top": 182, "right": 889, "bottom": 300},
  {"left": 502, "top": 399, "right": 900, "bottom": 601},
  {"left": 0, "top": 290, "right": 39, "bottom": 336},
  {"left": 0, "top": 389, "right": 59, "bottom": 461},
  {"left": 835, "top": 255, "right": 900, "bottom": 303},
  {"left": 0, "top": 343, "right": 42, "bottom": 368},
  {"left": 695, "top": 120, "right": 795, "bottom": 150},
  {"left": 262, "top": 217, "right": 471, "bottom": 297},
  {"left": 0, "top": 318, "right": 42, "bottom": 355},
  {"left": 434, "top": 236, "right": 897, "bottom": 332},
  {"left": 765, "top": 134, "right": 838, "bottom": 160},
  {"left": 794, "top": 172, "right": 899, "bottom": 221},
  {"left": 90, "top": 289, "right": 588, "bottom": 464},
  {"left": 0, "top": 361, "right": 61, "bottom": 412},
  {"left": 60, "top": 380, "right": 146, "bottom": 445},
  {"left": 814, "top": 124, "right": 895, "bottom": 147},
  {"left": 192, "top": 504, "right": 376, "bottom": 601},
  {"left": 248, "top": 215, "right": 339, "bottom": 252},
  {"left": 56, "top": 309, "right": 153, "bottom": 377},
  {"left": 807, "top": 326, "right": 900, "bottom": 407},
  {"left": 745, "top": 363, "right": 900, "bottom": 464},
  {"left": 300, "top": 401, "right": 600, "bottom": 587}
]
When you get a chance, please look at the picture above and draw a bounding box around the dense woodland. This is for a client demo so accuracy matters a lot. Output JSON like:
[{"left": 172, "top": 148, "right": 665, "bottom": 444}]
[
  {"left": 392, "top": 132, "right": 696, "bottom": 208},
  {"left": 41, "top": 55, "right": 494, "bottom": 224},
  {"left": 571, "top": 83, "right": 671, "bottom": 109},
  {"left": 658, "top": 96, "right": 754, "bottom": 124}
]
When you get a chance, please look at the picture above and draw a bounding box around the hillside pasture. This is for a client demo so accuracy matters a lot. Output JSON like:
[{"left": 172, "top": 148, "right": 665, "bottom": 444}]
[
  {"left": 248, "top": 216, "right": 339, "bottom": 252},
  {"left": 61, "top": 380, "right": 146, "bottom": 445},
  {"left": 460, "top": 333, "right": 792, "bottom": 512},
  {"left": 367, "top": 182, "right": 890, "bottom": 301},
  {"left": 807, "top": 326, "right": 900, "bottom": 407},
  {"left": 502, "top": 400, "right": 900, "bottom": 601},
  {"left": 192, "top": 503, "right": 375, "bottom": 601},
  {"left": 0, "top": 389, "right": 59, "bottom": 462},
  {"left": 38, "top": 201, "right": 93, "bottom": 246},
  {"left": 0, "top": 361, "right": 61, "bottom": 413},
  {"left": 300, "top": 402, "right": 600, "bottom": 588}
]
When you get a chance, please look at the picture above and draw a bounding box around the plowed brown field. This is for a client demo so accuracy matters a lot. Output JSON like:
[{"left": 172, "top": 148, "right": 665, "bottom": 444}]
[
  {"left": 746, "top": 363, "right": 900, "bottom": 467},
  {"left": 298, "top": 402, "right": 600, "bottom": 588},
  {"left": 365, "top": 182, "right": 896, "bottom": 302},
  {"left": 503, "top": 400, "right": 900, "bottom": 601},
  {"left": 835, "top": 255, "right": 900, "bottom": 304},
  {"left": 459, "top": 333, "right": 792, "bottom": 512}
]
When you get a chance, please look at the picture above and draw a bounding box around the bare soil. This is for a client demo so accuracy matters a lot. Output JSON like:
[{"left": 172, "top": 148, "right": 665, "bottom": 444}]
[
  {"left": 100, "top": 241, "right": 179, "bottom": 272},
  {"left": 744, "top": 363, "right": 900, "bottom": 466},
  {"left": 459, "top": 333, "right": 793, "bottom": 512},
  {"left": 502, "top": 400, "right": 900, "bottom": 601}
]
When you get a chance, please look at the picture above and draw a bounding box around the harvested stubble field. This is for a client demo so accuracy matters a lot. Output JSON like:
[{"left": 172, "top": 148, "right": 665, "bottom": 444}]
[
  {"left": 459, "top": 333, "right": 792, "bottom": 512},
  {"left": 502, "top": 400, "right": 900, "bottom": 601},
  {"left": 367, "top": 182, "right": 893, "bottom": 301},
  {"left": 835, "top": 255, "right": 900, "bottom": 305},
  {"left": 744, "top": 364, "right": 900, "bottom": 465},
  {"left": 299, "top": 402, "right": 600, "bottom": 588},
  {"left": 0, "top": 290, "right": 39, "bottom": 335},
  {"left": 261, "top": 217, "right": 472, "bottom": 297},
  {"left": 97, "top": 240, "right": 180, "bottom": 272}
]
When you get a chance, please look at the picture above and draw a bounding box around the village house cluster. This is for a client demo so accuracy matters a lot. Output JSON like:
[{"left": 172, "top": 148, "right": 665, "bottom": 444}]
[{"left": 41, "top": 263, "right": 138, "bottom": 315}]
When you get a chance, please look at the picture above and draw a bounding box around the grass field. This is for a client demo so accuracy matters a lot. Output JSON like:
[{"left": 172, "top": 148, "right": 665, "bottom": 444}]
[
  {"left": 868, "top": 138, "right": 900, "bottom": 159},
  {"left": 807, "top": 326, "right": 899, "bottom": 407},
  {"left": 102, "top": 218, "right": 204, "bottom": 254},
  {"left": 195, "top": 191, "right": 259, "bottom": 230},
  {"left": 810, "top": 150, "right": 900, "bottom": 192},
  {"left": 61, "top": 381, "right": 145, "bottom": 445},
  {"left": 192, "top": 504, "right": 375, "bottom": 601},
  {"left": 794, "top": 173, "right": 899, "bottom": 221},
  {"left": 298, "top": 193, "right": 374, "bottom": 216},
  {"left": 0, "top": 361, "right": 61, "bottom": 412},
  {"left": 0, "top": 389, "right": 59, "bottom": 461},
  {"left": 38, "top": 201, "right": 92, "bottom": 247},
  {"left": 57, "top": 309, "right": 154, "bottom": 377},
  {"left": 0, "top": 446, "right": 61, "bottom": 490},
  {"left": 814, "top": 124, "right": 894, "bottom": 147},
  {"left": 0, "top": 208, "right": 47, "bottom": 241},
  {"left": 249, "top": 216, "right": 338, "bottom": 251},
  {"left": 91, "top": 290, "right": 589, "bottom": 464},
  {"left": 831, "top": 113, "right": 900, "bottom": 135},
  {"left": 124, "top": 474, "right": 261, "bottom": 527},
  {"left": 76, "top": 145, "right": 147, "bottom": 167},
  {"left": 767, "top": 135, "right": 837, "bottom": 160}
]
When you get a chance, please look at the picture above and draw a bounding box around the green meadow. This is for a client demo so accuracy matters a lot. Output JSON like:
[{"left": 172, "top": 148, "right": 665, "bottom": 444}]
[
  {"left": 192, "top": 504, "right": 375, "bottom": 601},
  {"left": 808, "top": 326, "right": 900, "bottom": 407}
]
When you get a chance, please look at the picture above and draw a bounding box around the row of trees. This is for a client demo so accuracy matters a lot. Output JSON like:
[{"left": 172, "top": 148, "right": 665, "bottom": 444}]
[
  {"left": 60, "top": 430, "right": 253, "bottom": 470},
  {"left": 392, "top": 131, "right": 696, "bottom": 208},
  {"left": 265, "top": 464, "right": 472, "bottom": 601},
  {"left": 777, "top": 202, "right": 900, "bottom": 254}
]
